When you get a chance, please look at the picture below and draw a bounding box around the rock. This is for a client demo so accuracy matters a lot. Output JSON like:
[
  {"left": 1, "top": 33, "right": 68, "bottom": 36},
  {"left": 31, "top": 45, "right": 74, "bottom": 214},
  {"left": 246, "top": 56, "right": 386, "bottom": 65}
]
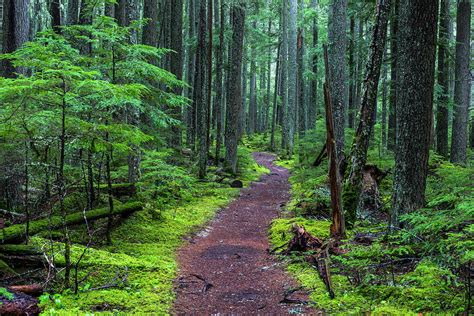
[{"left": 230, "top": 180, "right": 243, "bottom": 188}]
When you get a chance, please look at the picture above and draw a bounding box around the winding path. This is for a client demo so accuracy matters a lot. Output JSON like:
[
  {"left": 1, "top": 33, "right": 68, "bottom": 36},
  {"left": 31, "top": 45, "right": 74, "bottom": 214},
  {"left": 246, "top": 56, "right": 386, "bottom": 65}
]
[{"left": 173, "top": 152, "right": 315, "bottom": 315}]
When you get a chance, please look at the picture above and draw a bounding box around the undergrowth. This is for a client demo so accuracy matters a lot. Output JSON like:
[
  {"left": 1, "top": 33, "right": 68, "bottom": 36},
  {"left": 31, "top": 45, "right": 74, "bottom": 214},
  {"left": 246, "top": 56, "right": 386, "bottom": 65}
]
[
  {"left": 38, "top": 147, "right": 268, "bottom": 315},
  {"left": 269, "top": 121, "right": 473, "bottom": 315}
]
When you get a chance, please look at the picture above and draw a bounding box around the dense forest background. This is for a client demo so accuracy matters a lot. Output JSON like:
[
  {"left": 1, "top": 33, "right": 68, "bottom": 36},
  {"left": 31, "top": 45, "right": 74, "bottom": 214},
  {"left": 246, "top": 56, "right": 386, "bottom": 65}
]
[{"left": 0, "top": 0, "right": 472, "bottom": 314}]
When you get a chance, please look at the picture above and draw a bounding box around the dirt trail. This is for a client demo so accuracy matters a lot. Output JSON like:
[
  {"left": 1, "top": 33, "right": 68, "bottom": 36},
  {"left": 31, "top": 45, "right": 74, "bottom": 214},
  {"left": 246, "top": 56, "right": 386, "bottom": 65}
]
[{"left": 173, "top": 152, "right": 315, "bottom": 315}]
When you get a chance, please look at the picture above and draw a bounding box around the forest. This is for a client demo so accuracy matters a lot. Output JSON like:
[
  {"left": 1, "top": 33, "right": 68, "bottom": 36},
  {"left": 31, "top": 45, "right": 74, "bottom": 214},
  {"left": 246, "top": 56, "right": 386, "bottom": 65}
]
[{"left": 0, "top": 0, "right": 472, "bottom": 315}]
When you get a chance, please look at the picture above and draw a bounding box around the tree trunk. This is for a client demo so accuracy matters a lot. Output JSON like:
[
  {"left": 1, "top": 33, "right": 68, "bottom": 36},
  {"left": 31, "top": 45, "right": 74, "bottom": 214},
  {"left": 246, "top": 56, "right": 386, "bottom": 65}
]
[
  {"left": 185, "top": 0, "right": 196, "bottom": 148},
  {"left": 67, "top": 0, "right": 80, "bottom": 25},
  {"left": 297, "top": 26, "right": 305, "bottom": 137},
  {"left": 323, "top": 46, "right": 345, "bottom": 240},
  {"left": 270, "top": 43, "right": 281, "bottom": 151},
  {"left": 50, "top": 0, "right": 61, "bottom": 32},
  {"left": 248, "top": 23, "right": 257, "bottom": 135},
  {"left": 344, "top": 0, "right": 391, "bottom": 223},
  {"left": 195, "top": 0, "right": 209, "bottom": 178},
  {"left": 450, "top": 0, "right": 471, "bottom": 165},
  {"left": 287, "top": 0, "right": 297, "bottom": 156},
  {"left": 214, "top": 0, "right": 225, "bottom": 165},
  {"left": 387, "top": 0, "right": 398, "bottom": 151},
  {"left": 435, "top": 0, "right": 450, "bottom": 157},
  {"left": 225, "top": 3, "right": 245, "bottom": 174},
  {"left": 348, "top": 16, "right": 355, "bottom": 129},
  {"left": 280, "top": 0, "right": 288, "bottom": 152},
  {"left": 328, "top": 0, "right": 348, "bottom": 160},
  {"left": 169, "top": 0, "right": 184, "bottom": 149},
  {"left": 381, "top": 53, "right": 388, "bottom": 151},
  {"left": 240, "top": 45, "right": 248, "bottom": 137},
  {"left": 308, "top": 0, "right": 318, "bottom": 130},
  {"left": 391, "top": 0, "right": 438, "bottom": 228}
]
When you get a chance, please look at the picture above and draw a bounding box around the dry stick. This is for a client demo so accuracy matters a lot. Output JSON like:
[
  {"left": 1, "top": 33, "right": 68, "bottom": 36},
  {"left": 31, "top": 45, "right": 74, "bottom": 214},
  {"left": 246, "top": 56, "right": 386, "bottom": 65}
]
[{"left": 323, "top": 45, "right": 346, "bottom": 240}]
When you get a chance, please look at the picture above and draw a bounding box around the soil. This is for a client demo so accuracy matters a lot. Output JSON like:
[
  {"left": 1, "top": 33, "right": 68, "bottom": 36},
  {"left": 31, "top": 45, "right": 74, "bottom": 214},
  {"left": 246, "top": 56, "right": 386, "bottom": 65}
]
[{"left": 173, "top": 152, "right": 317, "bottom": 315}]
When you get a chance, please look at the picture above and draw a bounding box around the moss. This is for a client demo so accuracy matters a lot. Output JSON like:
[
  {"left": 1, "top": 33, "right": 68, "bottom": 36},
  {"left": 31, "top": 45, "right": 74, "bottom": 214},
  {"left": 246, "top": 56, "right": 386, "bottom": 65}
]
[
  {"left": 2, "top": 202, "right": 143, "bottom": 243},
  {"left": 39, "top": 149, "right": 266, "bottom": 315},
  {"left": 0, "top": 287, "right": 14, "bottom": 301}
]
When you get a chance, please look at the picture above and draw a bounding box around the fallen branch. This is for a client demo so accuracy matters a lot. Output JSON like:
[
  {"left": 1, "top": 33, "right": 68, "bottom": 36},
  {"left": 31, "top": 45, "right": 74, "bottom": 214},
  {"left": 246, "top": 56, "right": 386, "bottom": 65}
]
[
  {"left": 8, "top": 284, "right": 43, "bottom": 297},
  {"left": 1, "top": 202, "right": 143, "bottom": 244}
]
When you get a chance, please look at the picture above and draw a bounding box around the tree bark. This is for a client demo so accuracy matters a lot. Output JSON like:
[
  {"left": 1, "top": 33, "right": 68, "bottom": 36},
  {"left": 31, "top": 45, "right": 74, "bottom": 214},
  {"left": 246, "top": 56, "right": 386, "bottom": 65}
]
[
  {"left": 194, "top": 0, "right": 209, "bottom": 178},
  {"left": 214, "top": 0, "right": 225, "bottom": 165},
  {"left": 308, "top": 0, "right": 319, "bottom": 130},
  {"left": 348, "top": 16, "right": 355, "bottom": 129},
  {"left": 323, "top": 46, "right": 345, "bottom": 240},
  {"left": 169, "top": 0, "right": 184, "bottom": 149},
  {"left": 435, "top": 0, "right": 451, "bottom": 157},
  {"left": 450, "top": 0, "right": 471, "bottom": 164},
  {"left": 67, "top": 0, "right": 80, "bottom": 25},
  {"left": 225, "top": 3, "right": 245, "bottom": 174},
  {"left": 328, "top": 0, "right": 348, "bottom": 160},
  {"left": 387, "top": 0, "right": 398, "bottom": 151},
  {"left": 344, "top": 0, "right": 391, "bottom": 223},
  {"left": 50, "top": 0, "right": 61, "bottom": 33},
  {"left": 391, "top": 0, "right": 438, "bottom": 228},
  {"left": 287, "top": 0, "right": 297, "bottom": 156},
  {"left": 280, "top": 0, "right": 288, "bottom": 151}
]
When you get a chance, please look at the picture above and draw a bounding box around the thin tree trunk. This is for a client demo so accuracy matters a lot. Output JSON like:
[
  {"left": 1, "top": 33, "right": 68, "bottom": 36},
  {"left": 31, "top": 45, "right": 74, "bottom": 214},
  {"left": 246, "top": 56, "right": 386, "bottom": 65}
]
[
  {"left": 280, "top": 0, "right": 289, "bottom": 152},
  {"left": 328, "top": 0, "right": 348, "bottom": 160},
  {"left": 270, "top": 43, "right": 281, "bottom": 151},
  {"left": 348, "top": 16, "right": 355, "bottom": 129},
  {"left": 287, "top": 0, "right": 297, "bottom": 156},
  {"left": 308, "top": 0, "right": 318, "bottom": 130},
  {"left": 450, "top": 0, "right": 471, "bottom": 164},
  {"left": 215, "top": 0, "right": 225, "bottom": 165},
  {"left": 387, "top": 0, "right": 398, "bottom": 151},
  {"left": 435, "top": 0, "right": 451, "bottom": 157}
]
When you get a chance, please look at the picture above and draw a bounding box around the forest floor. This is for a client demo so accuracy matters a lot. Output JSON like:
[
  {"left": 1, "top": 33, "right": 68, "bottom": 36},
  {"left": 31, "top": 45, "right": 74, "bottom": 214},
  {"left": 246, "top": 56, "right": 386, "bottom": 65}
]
[{"left": 173, "top": 152, "right": 315, "bottom": 315}]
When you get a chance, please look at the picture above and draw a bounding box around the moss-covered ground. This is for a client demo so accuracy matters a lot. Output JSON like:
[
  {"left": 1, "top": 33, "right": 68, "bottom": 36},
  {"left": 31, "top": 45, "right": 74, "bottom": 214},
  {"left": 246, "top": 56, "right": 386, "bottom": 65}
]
[
  {"left": 266, "top": 121, "right": 472, "bottom": 315},
  {"left": 38, "top": 147, "right": 268, "bottom": 315}
]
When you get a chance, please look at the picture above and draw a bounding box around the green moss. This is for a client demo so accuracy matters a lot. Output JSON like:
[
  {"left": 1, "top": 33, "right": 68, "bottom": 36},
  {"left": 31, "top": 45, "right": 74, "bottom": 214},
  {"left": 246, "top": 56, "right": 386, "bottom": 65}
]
[
  {"left": 0, "top": 287, "right": 14, "bottom": 301},
  {"left": 39, "top": 149, "right": 266, "bottom": 315}
]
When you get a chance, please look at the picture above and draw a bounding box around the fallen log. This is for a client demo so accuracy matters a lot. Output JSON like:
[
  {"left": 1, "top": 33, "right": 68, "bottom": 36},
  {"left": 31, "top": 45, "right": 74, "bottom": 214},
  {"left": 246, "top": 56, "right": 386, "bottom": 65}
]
[
  {"left": 0, "top": 202, "right": 143, "bottom": 244},
  {"left": 8, "top": 284, "right": 43, "bottom": 297},
  {"left": 0, "top": 245, "right": 41, "bottom": 256}
]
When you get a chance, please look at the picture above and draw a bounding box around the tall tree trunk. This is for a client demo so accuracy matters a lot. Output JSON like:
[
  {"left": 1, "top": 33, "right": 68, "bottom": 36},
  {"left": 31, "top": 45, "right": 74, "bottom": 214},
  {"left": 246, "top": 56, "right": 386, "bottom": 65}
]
[
  {"left": 240, "top": 45, "right": 248, "bottom": 137},
  {"left": 435, "top": 0, "right": 451, "bottom": 157},
  {"left": 280, "top": 0, "right": 288, "bottom": 151},
  {"left": 169, "top": 0, "right": 184, "bottom": 149},
  {"left": 50, "top": 0, "right": 61, "bottom": 32},
  {"left": 143, "top": 0, "right": 158, "bottom": 47},
  {"left": 308, "top": 0, "right": 318, "bottom": 130},
  {"left": 214, "top": 0, "right": 225, "bottom": 165},
  {"left": 328, "top": 0, "right": 348, "bottom": 160},
  {"left": 194, "top": 0, "right": 208, "bottom": 178},
  {"left": 270, "top": 43, "right": 281, "bottom": 151},
  {"left": 185, "top": 0, "right": 196, "bottom": 148},
  {"left": 1, "top": 0, "right": 30, "bottom": 77},
  {"left": 249, "top": 22, "right": 257, "bottom": 135},
  {"left": 391, "top": 0, "right": 438, "bottom": 228},
  {"left": 287, "top": 0, "right": 297, "bottom": 156},
  {"left": 387, "top": 0, "right": 398, "bottom": 151},
  {"left": 67, "top": 0, "right": 80, "bottom": 25},
  {"left": 381, "top": 53, "right": 388, "bottom": 151},
  {"left": 297, "top": 26, "right": 305, "bottom": 137},
  {"left": 348, "top": 16, "right": 355, "bottom": 129},
  {"left": 344, "top": 0, "right": 391, "bottom": 223},
  {"left": 115, "top": 0, "right": 128, "bottom": 26},
  {"left": 225, "top": 3, "right": 245, "bottom": 174},
  {"left": 450, "top": 0, "right": 471, "bottom": 165}
]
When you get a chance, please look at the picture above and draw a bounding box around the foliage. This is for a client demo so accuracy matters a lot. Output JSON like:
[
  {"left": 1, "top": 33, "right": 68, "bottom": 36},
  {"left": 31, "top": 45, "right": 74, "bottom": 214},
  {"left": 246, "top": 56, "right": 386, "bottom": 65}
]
[
  {"left": 38, "top": 148, "right": 267, "bottom": 314},
  {"left": 268, "top": 126, "right": 472, "bottom": 315},
  {"left": 0, "top": 287, "right": 14, "bottom": 301}
]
